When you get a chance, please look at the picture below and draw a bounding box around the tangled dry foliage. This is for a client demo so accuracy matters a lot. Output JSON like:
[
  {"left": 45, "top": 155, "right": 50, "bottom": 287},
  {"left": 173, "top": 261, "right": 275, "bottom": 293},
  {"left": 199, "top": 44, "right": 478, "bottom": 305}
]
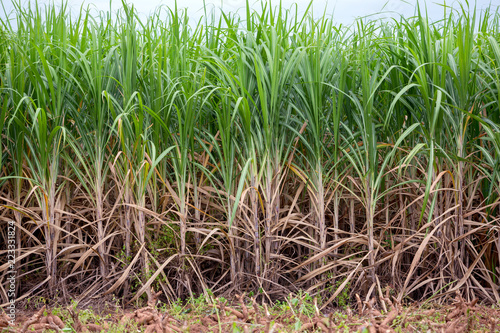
[
  {"left": 1, "top": 0, "right": 500, "bottom": 312},
  {"left": 119, "top": 290, "right": 185, "bottom": 333},
  {"left": 3, "top": 290, "right": 500, "bottom": 332},
  {"left": 19, "top": 306, "right": 64, "bottom": 333},
  {"left": 0, "top": 310, "right": 10, "bottom": 329},
  {"left": 14, "top": 305, "right": 106, "bottom": 333}
]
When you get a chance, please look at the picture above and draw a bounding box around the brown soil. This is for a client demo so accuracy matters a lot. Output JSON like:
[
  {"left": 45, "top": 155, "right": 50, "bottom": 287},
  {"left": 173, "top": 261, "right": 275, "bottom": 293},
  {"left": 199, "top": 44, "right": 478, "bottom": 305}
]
[{"left": 2, "top": 292, "right": 500, "bottom": 332}]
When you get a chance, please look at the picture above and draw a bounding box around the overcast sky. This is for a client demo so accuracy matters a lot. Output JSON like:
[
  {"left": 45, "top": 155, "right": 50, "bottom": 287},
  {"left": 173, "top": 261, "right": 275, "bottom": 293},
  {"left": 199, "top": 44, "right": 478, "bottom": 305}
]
[{"left": 1, "top": 0, "right": 497, "bottom": 25}]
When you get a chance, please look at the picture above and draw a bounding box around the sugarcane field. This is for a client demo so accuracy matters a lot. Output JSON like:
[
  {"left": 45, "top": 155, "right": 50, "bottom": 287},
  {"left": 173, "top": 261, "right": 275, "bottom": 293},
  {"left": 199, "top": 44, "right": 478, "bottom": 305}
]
[{"left": 1, "top": 0, "right": 500, "bottom": 331}]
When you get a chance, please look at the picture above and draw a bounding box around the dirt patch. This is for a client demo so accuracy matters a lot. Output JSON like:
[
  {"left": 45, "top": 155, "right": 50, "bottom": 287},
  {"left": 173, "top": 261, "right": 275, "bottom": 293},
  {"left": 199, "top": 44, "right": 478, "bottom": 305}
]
[{"left": 2, "top": 292, "right": 500, "bottom": 332}]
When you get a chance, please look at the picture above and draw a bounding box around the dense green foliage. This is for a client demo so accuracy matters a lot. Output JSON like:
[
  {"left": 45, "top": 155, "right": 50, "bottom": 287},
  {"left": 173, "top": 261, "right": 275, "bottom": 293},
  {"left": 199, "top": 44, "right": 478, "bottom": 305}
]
[{"left": 1, "top": 1, "right": 500, "bottom": 306}]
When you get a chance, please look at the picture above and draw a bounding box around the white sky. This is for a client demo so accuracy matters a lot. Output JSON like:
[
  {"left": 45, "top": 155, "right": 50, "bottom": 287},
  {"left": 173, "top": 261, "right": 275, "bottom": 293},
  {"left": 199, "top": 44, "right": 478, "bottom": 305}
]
[{"left": 1, "top": 0, "right": 498, "bottom": 25}]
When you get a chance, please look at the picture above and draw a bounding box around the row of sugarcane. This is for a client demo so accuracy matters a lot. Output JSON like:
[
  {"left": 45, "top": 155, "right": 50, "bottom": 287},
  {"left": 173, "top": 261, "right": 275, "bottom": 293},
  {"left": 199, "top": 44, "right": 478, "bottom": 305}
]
[{"left": 0, "top": 1, "right": 500, "bottom": 306}]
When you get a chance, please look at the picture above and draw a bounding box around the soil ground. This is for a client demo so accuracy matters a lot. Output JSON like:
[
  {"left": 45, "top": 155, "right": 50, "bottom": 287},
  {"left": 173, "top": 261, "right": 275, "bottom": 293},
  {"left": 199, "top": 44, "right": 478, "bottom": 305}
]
[{"left": 2, "top": 295, "right": 500, "bottom": 332}]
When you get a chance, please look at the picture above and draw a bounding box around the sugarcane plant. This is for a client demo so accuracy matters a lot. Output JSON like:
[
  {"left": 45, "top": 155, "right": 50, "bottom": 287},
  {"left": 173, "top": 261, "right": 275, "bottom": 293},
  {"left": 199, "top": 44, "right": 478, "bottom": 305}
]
[{"left": 0, "top": 0, "right": 499, "bottom": 306}]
